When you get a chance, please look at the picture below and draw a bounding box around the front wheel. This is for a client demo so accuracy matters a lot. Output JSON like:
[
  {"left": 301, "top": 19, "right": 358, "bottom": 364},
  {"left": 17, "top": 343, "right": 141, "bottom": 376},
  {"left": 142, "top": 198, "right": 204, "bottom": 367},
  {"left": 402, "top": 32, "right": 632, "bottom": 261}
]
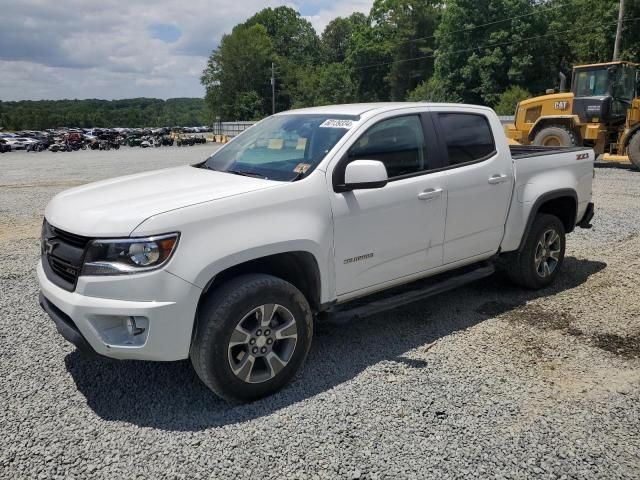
[
  {"left": 191, "top": 274, "right": 313, "bottom": 402},
  {"left": 503, "top": 214, "right": 566, "bottom": 289}
]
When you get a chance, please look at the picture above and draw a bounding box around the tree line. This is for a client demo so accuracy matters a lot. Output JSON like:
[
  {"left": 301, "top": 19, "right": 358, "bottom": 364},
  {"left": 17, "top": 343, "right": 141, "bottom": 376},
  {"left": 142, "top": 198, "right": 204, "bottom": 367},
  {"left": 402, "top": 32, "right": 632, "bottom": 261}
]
[
  {"left": 202, "top": 0, "right": 640, "bottom": 120},
  {"left": 0, "top": 98, "right": 208, "bottom": 131}
]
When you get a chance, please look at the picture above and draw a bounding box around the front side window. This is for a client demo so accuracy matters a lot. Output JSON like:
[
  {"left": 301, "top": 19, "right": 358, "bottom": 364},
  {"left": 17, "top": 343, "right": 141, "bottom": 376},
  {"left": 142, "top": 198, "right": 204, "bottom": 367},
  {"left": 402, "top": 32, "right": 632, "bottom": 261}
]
[
  {"left": 574, "top": 69, "right": 610, "bottom": 97},
  {"left": 200, "top": 114, "right": 357, "bottom": 181},
  {"left": 346, "top": 115, "right": 429, "bottom": 178},
  {"left": 438, "top": 113, "right": 496, "bottom": 166},
  {"left": 613, "top": 64, "right": 636, "bottom": 101}
]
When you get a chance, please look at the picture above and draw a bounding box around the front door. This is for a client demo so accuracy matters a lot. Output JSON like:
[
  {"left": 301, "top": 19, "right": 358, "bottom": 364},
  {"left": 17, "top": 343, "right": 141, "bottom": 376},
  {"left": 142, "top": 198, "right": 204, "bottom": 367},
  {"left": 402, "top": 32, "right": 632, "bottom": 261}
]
[{"left": 329, "top": 113, "right": 448, "bottom": 296}]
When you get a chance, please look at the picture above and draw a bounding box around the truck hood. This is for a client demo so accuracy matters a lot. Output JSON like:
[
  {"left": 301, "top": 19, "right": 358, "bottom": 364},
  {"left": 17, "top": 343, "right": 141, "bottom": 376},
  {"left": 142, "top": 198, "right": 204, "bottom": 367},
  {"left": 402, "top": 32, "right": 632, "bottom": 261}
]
[{"left": 45, "top": 165, "right": 279, "bottom": 237}]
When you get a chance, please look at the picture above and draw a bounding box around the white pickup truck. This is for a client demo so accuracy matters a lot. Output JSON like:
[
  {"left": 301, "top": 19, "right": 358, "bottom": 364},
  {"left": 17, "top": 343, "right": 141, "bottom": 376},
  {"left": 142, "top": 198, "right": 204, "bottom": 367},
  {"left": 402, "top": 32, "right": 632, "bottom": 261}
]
[{"left": 38, "top": 103, "right": 595, "bottom": 401}]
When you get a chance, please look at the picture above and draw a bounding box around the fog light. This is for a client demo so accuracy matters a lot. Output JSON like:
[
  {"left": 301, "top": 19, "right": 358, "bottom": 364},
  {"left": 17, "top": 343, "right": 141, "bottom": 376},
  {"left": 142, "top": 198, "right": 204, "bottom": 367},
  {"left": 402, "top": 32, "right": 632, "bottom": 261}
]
[{"left": 126, "top": 317, "right": 146, "bottom": 336}]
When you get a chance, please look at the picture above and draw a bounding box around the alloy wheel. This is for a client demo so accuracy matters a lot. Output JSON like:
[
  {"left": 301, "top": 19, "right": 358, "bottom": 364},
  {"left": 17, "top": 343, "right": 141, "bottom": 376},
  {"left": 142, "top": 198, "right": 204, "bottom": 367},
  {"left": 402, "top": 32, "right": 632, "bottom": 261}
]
[
  {"left": 227, "top": 304, "right": 298, "bottom": 384},
  {"left": 534, "top": 228, "right": 561, "bottom": 278}
]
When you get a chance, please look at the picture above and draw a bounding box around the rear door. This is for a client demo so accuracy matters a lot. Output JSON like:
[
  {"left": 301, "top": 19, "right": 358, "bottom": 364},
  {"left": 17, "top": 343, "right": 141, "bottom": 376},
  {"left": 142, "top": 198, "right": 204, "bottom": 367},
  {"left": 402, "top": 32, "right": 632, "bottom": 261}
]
[{"left": 430, "top": 108, "right": 514, "bottom": 264}]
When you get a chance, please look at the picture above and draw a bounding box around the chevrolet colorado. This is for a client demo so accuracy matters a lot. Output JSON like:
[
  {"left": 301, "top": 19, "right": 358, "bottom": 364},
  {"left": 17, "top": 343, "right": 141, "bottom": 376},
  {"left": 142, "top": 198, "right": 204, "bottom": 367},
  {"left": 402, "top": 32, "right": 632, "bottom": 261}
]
[{"left": 38, "top": 103, "right": 595, "bottom": 402}]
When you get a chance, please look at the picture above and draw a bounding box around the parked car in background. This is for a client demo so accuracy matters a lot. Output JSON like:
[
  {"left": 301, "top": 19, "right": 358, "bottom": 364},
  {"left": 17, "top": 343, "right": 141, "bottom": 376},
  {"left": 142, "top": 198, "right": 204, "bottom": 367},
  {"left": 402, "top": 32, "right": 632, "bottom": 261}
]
[
  {"left": 0, "top": 139, "right": 11, "bottom": 153},
  {"left": 6, "top": 137, "right": 37, "bottom": 150}
]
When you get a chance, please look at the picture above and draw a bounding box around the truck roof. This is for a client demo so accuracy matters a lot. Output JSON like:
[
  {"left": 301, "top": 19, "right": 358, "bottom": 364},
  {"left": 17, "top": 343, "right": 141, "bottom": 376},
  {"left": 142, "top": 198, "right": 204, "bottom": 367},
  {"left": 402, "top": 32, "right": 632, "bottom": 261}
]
[
  {"left": 574, "top": 61, "right": 639, "bottom": 69},
  {"left": 278, "top": 102, "right": 492, "bottom": 118}
]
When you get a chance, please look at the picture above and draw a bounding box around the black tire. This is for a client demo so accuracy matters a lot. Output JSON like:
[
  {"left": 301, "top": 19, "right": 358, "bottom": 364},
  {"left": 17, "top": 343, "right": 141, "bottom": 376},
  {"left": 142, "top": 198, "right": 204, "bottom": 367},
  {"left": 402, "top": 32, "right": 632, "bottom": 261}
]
[
  {"left": 190, "top": 274, "right": 313, "bottom": 402},
  {"left": 628, "top": 131, "right": 640, "bottom": 170},
  {"left": 504, "top": 214, "right": 566, "bottom": 290},
  {"left": 533, "top": 126, "right": 577, "bottom": 147}
]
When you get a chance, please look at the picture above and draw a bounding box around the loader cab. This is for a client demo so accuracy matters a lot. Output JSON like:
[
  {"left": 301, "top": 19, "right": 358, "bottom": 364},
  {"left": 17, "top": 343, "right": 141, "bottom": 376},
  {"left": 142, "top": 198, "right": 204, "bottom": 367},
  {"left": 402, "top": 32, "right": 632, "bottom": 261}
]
[{"left": 571, "top": 62, "right": 638, "bottom": 125}]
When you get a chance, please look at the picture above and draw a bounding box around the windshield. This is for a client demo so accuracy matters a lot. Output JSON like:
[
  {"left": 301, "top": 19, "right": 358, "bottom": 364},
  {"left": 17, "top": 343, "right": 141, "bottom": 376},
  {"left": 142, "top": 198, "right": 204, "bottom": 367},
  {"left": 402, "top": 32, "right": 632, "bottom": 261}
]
[
  {"left": 574, "top": 69, "right": 610, "bottom": 97},
  {"left": 199, "top": 114, "right": 359, "bottom": 181}
]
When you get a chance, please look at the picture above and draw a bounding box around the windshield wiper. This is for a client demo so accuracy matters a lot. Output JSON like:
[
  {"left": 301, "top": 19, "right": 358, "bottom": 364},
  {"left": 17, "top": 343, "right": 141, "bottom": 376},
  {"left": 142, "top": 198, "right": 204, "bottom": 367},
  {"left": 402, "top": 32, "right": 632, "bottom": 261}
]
[{"left": 226, "top": 169, "right": 268, "bottom": 179}]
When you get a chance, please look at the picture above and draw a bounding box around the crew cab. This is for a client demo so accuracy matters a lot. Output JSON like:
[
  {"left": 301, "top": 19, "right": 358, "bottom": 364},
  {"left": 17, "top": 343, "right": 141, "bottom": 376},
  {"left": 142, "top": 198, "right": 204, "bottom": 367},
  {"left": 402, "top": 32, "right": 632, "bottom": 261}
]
[{"left": 38, "top": 103, "right": 595, "bottom": 402}]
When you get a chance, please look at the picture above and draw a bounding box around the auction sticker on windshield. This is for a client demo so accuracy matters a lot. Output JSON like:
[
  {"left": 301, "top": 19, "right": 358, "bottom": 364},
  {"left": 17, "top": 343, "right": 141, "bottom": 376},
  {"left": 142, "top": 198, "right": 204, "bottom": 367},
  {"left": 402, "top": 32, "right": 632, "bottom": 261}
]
[
  {"left": 320, "top": 119, "right": 355, "bottom": 129},
  {"left": 293, "top": 163, "right": 311, "bottom": 174}
]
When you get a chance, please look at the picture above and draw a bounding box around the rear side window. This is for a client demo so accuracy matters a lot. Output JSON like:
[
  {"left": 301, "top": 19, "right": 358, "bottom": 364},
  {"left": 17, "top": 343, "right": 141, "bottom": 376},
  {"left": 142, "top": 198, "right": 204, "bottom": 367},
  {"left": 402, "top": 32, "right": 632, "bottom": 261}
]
[
  {"left": 347, "top": 115, "right": 430, "bottom": 178},
  {"left": 438, "top": 113, "right": 496, "bottom": 165}
]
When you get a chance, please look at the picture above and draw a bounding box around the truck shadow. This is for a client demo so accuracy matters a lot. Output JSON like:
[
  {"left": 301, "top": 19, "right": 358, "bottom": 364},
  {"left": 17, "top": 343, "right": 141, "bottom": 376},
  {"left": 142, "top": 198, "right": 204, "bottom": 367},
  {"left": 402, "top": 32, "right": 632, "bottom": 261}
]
[{"left": 64, "top": 256, "right": 606, "bottom": 431}]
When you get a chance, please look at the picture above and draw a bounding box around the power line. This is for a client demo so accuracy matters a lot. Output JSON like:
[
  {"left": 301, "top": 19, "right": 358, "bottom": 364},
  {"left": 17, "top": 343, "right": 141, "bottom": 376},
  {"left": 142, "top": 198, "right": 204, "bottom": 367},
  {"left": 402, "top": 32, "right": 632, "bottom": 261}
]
[
  {"left": 353, "top": 16, "right": 640, "bottom": 71},
  {"left": 394, "top": 2, "right": 572, "bottom": 48}
]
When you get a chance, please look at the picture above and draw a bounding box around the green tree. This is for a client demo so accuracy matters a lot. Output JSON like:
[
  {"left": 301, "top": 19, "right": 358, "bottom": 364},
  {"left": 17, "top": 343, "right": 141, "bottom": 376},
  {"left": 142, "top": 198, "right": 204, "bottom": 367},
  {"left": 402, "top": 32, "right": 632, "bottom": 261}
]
[
  {"left": 494, "top": 85, "right": 531, "bottom": 115},
  {"left": 233, "top": 91, "right": 264, "bottom": 120},
  {"left": 432, "top": 0, "right": 549, "bottom": 106},
  {"left": 407, "top": 76, "right": 461, "bottom": 102},
  {"left": 370, "top": 0, "right": 442, "bottom": 100},
  {"left": 201, "top": 24, "right": 274, "bottom": 120},
  {"left": 542, "top": 0, "right": 640, "bottom": 80},
  {"left": 0, "top": 98, "right": 208, "bottom": 130},
  {"left": 243, "top": 7, "right": 321, "bottom": 113},
  {"left": 290, "top": 63, "right": 357, "bottom": 108},
  {"left": 346, "top": 15, "right": 393, "bottom": 101},
  {"left": 244, "top": 6, "right": 320, "bottom": 65},
  {"left": 321, "top": 13, "right": 367, "bottom": 64}
]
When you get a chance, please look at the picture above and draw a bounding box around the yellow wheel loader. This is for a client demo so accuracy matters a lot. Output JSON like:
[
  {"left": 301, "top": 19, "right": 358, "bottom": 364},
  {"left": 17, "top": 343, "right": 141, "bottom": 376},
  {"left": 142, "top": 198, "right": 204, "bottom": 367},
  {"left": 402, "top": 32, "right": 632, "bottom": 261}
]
[{"left": 505, "top": 61, "right": 640, "bottom": 168}]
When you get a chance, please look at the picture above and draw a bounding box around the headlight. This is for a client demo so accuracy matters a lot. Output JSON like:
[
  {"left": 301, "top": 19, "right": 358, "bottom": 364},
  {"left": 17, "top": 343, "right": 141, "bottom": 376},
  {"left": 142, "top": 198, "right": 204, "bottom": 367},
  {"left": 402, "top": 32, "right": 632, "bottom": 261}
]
[{"left": 81, "top": 233, "right": 179, "bottom": 276}]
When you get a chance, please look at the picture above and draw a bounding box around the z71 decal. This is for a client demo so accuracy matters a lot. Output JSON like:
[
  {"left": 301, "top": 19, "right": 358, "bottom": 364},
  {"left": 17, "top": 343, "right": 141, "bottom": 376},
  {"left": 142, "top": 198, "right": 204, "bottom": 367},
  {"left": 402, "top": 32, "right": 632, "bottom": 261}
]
[{"left": 576, "top": 153, "right": 589, "bottom": 160}]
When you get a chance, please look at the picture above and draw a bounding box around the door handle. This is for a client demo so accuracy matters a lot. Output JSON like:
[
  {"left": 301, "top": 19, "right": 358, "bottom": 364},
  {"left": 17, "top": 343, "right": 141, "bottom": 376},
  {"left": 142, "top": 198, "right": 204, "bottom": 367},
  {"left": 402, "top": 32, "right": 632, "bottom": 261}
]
[
  {"left": 488, "top": 174, "right": 509, "bottom": 185},
  {"left": 418, "top": 188, "right": 443, "bottom": 201}
]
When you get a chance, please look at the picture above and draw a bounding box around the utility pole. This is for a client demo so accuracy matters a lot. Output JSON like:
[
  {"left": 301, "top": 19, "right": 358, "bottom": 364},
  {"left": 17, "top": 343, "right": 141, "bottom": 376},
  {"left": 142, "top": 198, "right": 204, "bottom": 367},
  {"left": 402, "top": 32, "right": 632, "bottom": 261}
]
[
  {"left": 271, "top": 62, "right": 276, "bottom": 115},
  {"left": 613, "top": 0, "right": 625, "bottom": 61}
]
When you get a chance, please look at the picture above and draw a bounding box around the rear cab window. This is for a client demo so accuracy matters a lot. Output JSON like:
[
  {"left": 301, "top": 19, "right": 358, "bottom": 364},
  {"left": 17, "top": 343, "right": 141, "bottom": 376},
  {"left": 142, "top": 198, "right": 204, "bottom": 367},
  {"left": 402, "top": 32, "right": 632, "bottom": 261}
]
[{"left": 436, "top": 113, "right": 496, "bottom": 166}]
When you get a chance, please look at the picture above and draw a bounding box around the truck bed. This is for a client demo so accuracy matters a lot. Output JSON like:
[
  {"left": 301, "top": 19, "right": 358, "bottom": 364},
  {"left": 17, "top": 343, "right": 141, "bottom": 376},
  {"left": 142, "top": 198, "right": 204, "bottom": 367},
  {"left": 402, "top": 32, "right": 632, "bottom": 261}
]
[
  {"left": 510, "top": 145, "right": 592, "bottom": 159},
  {"left": 499, "top": 143, "right": 595, "bottom": 253}
]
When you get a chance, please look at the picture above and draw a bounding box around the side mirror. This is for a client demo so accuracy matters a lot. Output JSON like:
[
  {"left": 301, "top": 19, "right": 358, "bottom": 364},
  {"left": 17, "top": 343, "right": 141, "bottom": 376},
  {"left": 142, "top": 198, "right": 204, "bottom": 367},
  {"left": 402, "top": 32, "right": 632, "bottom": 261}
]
[{"left": 338, "top": 159, "right": 388, "bottom": 192}]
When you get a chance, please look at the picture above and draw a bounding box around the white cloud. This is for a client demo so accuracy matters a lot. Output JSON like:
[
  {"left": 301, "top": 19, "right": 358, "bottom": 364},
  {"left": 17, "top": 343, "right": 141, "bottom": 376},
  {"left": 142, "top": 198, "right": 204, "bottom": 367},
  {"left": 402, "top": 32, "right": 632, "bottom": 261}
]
[
  {"left": 0, "top": 0, "right": 372, "bottom": 101},
  {"left": 301, "top": 0, "right": 372, "bottom": 33}
]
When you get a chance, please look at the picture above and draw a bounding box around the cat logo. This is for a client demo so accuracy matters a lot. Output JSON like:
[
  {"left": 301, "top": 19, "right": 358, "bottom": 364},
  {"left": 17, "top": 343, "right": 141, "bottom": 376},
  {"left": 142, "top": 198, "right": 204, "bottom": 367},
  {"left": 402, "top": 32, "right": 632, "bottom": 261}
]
[{"left": 554, "top": 101, "right": 569, "bottom": 111}]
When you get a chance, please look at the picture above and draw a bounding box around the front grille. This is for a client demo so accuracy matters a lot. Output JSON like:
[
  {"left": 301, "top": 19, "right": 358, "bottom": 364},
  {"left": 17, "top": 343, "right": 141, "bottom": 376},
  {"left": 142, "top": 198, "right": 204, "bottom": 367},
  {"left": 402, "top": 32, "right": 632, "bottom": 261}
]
[
  {"left": 42, "top": 220, "right": 91, "bottom": 291},
  {"left": 49, "top": 256, "right": 80, "bottom": 284},
  {"left": 50, "top": 226, "right": 90, "bottom": 248}
]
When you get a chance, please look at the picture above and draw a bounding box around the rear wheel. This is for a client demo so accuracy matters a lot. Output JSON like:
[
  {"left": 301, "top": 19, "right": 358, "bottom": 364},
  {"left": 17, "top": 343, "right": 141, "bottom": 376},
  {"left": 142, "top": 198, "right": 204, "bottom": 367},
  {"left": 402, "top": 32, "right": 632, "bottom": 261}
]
[
  {"left": 504, "top": 214, "right": 566, "bottom": 290},
  {"left": 533, "top": 126, "right": 577, "bottom": 147},
  {"left": 191, "top": 274, "right": 313, "bottom": 402},
  {"left": 628, "top": 131, "right": 640, "bottom": 170}
]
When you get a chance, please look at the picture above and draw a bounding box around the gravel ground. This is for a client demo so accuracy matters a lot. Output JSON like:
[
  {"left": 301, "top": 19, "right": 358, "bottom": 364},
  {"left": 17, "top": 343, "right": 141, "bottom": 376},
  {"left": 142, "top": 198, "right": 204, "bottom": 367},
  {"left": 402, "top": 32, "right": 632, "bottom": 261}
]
[{"left": 1, "top": 147, "right": 639, "bottom": 479}]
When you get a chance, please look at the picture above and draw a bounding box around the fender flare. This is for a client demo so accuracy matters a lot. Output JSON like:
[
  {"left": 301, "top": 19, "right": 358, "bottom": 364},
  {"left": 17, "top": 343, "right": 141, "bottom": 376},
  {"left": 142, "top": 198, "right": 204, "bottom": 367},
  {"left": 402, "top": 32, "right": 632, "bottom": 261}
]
[{"left": 517, "top": 188, "right": 578, "bottom": 251}]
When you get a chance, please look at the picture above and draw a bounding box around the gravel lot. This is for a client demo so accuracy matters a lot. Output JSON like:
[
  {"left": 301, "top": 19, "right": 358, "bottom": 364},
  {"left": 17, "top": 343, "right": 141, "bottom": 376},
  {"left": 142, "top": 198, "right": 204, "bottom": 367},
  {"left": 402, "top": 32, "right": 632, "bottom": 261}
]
[{"left": 1, "top": 146, "right": 639, "bottom": 479}]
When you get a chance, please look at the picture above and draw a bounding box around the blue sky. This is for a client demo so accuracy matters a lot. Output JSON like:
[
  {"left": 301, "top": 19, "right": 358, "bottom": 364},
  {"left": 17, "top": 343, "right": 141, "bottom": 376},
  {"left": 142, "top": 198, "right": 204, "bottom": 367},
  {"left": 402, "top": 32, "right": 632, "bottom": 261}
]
[
  {"left": 148, "top": 24, "right": 183, "bottom": 44},
  {"left": 0, "top": 0, "right": 373, "bottom": 101}
]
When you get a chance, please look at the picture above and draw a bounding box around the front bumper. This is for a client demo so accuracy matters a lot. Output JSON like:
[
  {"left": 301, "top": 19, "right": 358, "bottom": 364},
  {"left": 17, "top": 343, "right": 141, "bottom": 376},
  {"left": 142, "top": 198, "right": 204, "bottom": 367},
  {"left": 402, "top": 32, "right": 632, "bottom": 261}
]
[{"left": 37, "top": 261, "right": 202, "bottom": 361}]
